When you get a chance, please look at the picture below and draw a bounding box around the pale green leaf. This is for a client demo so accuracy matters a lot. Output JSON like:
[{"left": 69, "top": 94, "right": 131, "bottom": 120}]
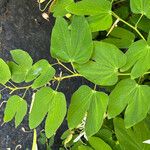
[
  {"left": 78, "top": 145, "right": 93, "bottom": 150},
  {"left": 130, "top": 0, "right": 150, "bottom": 19},
  {"left": 75, "top": 42, "right": 126, "bottom": 86},
  {"left": 0, "top": 58, "right": 11, "bottom": 84},
  {"left": 51, "top": 16, "right": 93, "bottom": 64},
  {"left": 25, "top": 59, "right": 55, "bottom": 89},
  {"left": 4, "top": 95, "right": 27, "bottom": 127},
  {"left": 89, "top": 137, "right": 112, "bottom": 150},
  {"left": 9, "top": 50, "right": 33, "bottom": 83},
  {"left": 108, "top": 79, "right": 150, "bottom": 128},
  {"left": 121, "top": 40, "right": 150, "bottom": 79}
]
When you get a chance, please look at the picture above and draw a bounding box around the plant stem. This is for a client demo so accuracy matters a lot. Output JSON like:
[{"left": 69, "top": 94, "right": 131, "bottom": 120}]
[
  {"left": 57, "top": 59, "right": 75, "bottom": 74},
  {"left": 135, "top": 14, "right": 143, "bottom": 28},
  {"left": 112, "top": 12, "right": 146, "bottom": 41},
  {"left": 54, "top": 74, "right": 82, "bottom": 81},
  {"left": 39, "top": 0, "right": 52, "bottom": 12}
]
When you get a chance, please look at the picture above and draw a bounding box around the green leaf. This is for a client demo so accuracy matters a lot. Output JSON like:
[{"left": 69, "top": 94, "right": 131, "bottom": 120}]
[
  {"left": 67, "top": 85, "right": 108, "bottom": 137},
  {"left": 103, "top": 27, "right": 135, "bottom": 48},
  {"left": 130, "top": 14, "right": 150, "bottom": 33},
  {"left": 121, "top": 40, "right": 150, "bottom": 79},
  {"left": 130, "top": 0, "right": 150, "bottom": 19},
  {"left": 29, "top": 87, "right": 66, "bottom": 138},
  {"left": 75, "top": 42, "right": 126, "bottom": 86},
  {"left": 0, "top": 58, "right": 11, "bottom": 84},
  {"left": 114, "top": 117, "right": 150, "bottom": 150},
  {"left": 51, "top": 16, "right": 93, "bottom": 64},
  {"left": 108, "top": 79, "right": 150, "bottom": 128},
  {"left": 9, "top": 50, "right": 33, "bottom": 83},
  {"left": 88, "top": 137, "right": 112, "bottom": 150},
  {"left": 45, "top": 91, "right": 66, "bottom": 138},
  {"left": 66, "top": 0, "right": 112, "bottom": 32},
  {"left": 25, "top": 59, "right": 55, "bottom": 89},
  {"left": 4, "top": 95, "right": 27, "bottom": 127},
  {"left": 78, "top": 145, "right": 93, "bottom": 150},
  {"left": 50, "top": 0, "right": 73, "bottom": 17}
]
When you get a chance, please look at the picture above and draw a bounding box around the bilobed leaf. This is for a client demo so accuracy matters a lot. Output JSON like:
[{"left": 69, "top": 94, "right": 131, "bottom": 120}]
[
  {"left": 25, "top": 59, "right": 55, "bottom": 89},
  {"left": 9, "top": 50, "right": 33, "bottom": 83},
  {"left": 45, "top": 91, "right": 66, "bottom": 138},
  {"left": 103, "top": 27, "right": 135, "bottom": 48},
  {"left": 108, "top": 79, "right": 150, "bottom": 128},
  {"left": 66, "top": 0, "right": 112, "bottom": 31},
  {"left": 4, "top": 95, "right": 27, "bottom": 127},
  {"left": 114, "top": 117, "right": 150, "bottom": 150},
  {"left": 29, "top": 87, "right": 66, "bottom": 138},
  {"left": 0, "top": 58, "right": 11, "bottom": 84},
  {"left": 130, "top": 0, "right": 150, "bottom": 19},
  {"left": 51, "top": 16, "right": 93, "bottom": 64},
  {"left": 67, "top": 85, "right": 109, "bottom": 137},
  {"left": 75, "top": 42, "right": 126, "bottom": 86},
  {"left": 50, "top": 0, "right": 73, "bottom": 17},
  {"left": 88, "top": 137, "right": 112, "bottom": 150},
  {"left": 121, "top": 40, "right": 150, "bottom": 79},
  {"left": 85, "top": 92, "right": 108, "bottom": 137}
]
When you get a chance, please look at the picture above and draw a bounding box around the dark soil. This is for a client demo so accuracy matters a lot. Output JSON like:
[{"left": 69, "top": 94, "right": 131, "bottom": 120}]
[{"left": 0, "top": 0, "right": 87, "bottom": 149}]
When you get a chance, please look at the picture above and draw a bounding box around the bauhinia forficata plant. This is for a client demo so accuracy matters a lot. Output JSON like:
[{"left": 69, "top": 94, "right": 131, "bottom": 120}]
[{"left": 1, "top": 0, "right": 150, "bottom": 149}]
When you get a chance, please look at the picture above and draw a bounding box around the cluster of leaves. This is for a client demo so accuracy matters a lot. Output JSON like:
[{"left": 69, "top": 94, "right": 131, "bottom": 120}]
[{"left": 1, "top": 0, "right": 150, "bottom": 149}]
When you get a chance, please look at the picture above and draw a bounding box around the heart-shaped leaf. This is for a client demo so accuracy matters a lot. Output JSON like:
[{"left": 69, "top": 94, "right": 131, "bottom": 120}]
[
  {"left": 108, "top": 79, "right": 150, "bottom": 128},
  {"left": 51, "top": 15, "right": 93, "bottom": 64},
  {"left": 75, "top": 42, "right": 126, "bottom": 86}
]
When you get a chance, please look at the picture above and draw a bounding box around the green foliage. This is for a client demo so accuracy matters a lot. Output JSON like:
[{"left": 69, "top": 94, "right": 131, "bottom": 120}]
[
  {"left": 51, "top": 15, "right": 93, "bottom": 64},
  {"left": 0, "top": 58, "right": 11, "bottom": 84},
  {"left": 4, "top": 95, "right": 27, "bottom": 127},
  {"left": 29, "top": 87, "right": 66, "bottom": 138},
  {"left": 75, "top": 42, "right": 126, "bottom": 85},
  {"left": 1, "top": 0, "right": 150, "bottom": 149}
]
